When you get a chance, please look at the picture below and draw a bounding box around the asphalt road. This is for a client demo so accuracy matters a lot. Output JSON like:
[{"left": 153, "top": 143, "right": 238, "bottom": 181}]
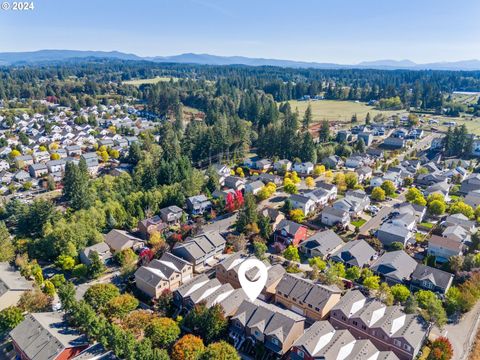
[
  {"left": 360, "top": 206, "right": 393, "bottom": 235},
  {"left": 201, "top": 212, "right": 238, "bottom": 234}
]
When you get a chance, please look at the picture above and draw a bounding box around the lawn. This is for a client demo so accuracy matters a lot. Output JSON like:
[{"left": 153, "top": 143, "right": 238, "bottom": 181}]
[
  {"left": 285, "top": 99, "right": 405, "bottom": 124},
  {"left": 418, "top": 222, "right": 434, "bottom": 229},
  {"left": 351, "top": 219, "right": 367, "bottom": 227},
  {"left": 123, "top": 76, "right": 178, "bottom": 86}
]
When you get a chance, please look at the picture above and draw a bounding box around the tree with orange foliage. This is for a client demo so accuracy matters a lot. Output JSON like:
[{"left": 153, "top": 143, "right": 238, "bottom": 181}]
[
  {"left": 171, "top": 334, "right": 205, "bottom": 360},
  {"left": 428, "top": 337, "right": 453, "bottom": 360}
]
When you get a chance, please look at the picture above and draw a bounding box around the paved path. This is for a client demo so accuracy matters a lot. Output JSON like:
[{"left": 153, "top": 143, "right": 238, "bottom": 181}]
[
  {"left": 432, "top": 302, "right": 480, "bottom": 360},
  {"left": 201, "top": 212, "right": 238, "bottom": 234},
  {"left": 360, "top": 206, "right": 392, "bottom": 235}
]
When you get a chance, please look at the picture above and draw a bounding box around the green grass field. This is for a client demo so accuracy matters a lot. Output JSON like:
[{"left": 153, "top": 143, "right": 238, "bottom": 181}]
[
  {"left": 123, "top": 76, "right": 178, "bottom": 86},
  {"left": 286, "top": 100, "right": 405, "bottom": 123}
]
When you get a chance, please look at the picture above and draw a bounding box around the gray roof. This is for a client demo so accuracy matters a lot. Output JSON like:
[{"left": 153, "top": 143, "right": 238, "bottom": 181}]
[
  {"left": 275, "top": 219, "right": 304, "bottom": 235},
  {"left": 331, "top": 240, "right": 376, "bottom": 267},
  {"left": 301, "top": 230, "right": 344, "bottom": 256},
  {"left": 73, "top": 343, "right": 118, "bottom": 360},
  {"left": 80, "top": 242, "right": 112, "bottom": 260},
  {"left": 135, "top": 252, "right": 191, "bottom": 286},
  {"left": 322, "top": 206, "right": 348, "bottom": 218},
  {"left": 104, "top": 229, "right": 142, "bottom": 251},
  {"left": 276, "top": 273, "right": 341, "bottom": 311},
  {"left": 370, "top": 250, "right": 418, "bottom": 282},
  {"left": 411, "top": 264, "right": 454, "bottom": 290},
  {"left": 10, "top": 312, "right": 89, "bottom": 360},
  {"left": 0, "top": 262, "right": 33, "bottom": 297},
  {"left": 175, "top": 274, "right": 210, "bottom": 298},
  {"left": 232, "top": 299, "right": 304, "bottom": 342}
]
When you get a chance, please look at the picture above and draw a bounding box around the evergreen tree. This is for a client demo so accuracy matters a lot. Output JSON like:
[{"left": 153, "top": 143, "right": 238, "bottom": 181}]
[
  {"left": 302, "top": 104, "right": 312, "bottom": 130},
  {"left": 319, "top": 120, "right": 330, "bottom": 143}
]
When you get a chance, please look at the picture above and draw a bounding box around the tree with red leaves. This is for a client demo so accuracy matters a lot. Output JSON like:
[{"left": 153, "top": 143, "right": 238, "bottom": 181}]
[
  {"left": 235, "top": 190, "right": 244, "bottom": 208},
  {"left": 428, "top": 337, "right": 453, "bottom": 360},
  {"left": 225, "top": 192, "right": 236, "bottom": 213}
]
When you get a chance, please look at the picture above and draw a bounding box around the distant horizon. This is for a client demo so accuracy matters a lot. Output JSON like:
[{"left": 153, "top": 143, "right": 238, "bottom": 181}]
[
  {"left": 0, "top": 48, "right": 479, "bottom": 66},
  {"left": 0, "top": 0, "right": 479, "bottom": 64}
]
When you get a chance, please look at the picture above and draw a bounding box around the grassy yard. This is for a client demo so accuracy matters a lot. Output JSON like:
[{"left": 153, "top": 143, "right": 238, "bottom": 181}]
[
  {"left": 285, "top": 100, "right": 405, "bottom": 123},
  {"left": 351, "top": 219, "right": 367, "bottom": 227},
  {"left": 123, "top": 76, "right": 178, "bottom": 86},
  {"left": 418, "top": 222, "right": 434, "bottom": 229}
]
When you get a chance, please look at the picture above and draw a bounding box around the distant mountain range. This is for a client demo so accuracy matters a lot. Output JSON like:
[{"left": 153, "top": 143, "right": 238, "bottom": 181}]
[{"left": 1, "top": 49, "right": 480, "bottom": 71}]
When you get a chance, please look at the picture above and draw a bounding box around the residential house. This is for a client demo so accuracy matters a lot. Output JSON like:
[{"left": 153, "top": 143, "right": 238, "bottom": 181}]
[
  {"left": 383, "top": 137, "right": 405, "bottom": 149},
  {"left": 428, "top": 235, "right": 463, "bottom": 262},
  {"left": 465, "top": 189, "right": 480, "bottom": 209},
  {"left": 299, "top": 230, "right": 344, "bottom": 259},
  {"left": 28, "top": 163, "right": 48, "bottom": 178},
  {"left": 321, "top": 206, "right": 350, "bottom": 227},
  {"left": 135, "top": 252, "right": 193, "bottom": 298},
  {"left": 333, "top": 190, "right": 370, "bottom": 217},
  {"left": 79, "top": 242, "right": 113, "bottom": 266},
  {"left": 337, "top": 130, "right": 353, "bottom": 143},
  {"left": 230, "top": 299, "right": 305, "bottom": 356},
  {"left": 442, "top": 225, "right": 471, "bottom": 244},
  {"left": 322, "top": 155, "right": 344, "bottom": 169},
  {"left": 425, "top": 181, "right": 450, "bottom": 201},
  {"left": 72, "top": 343, "right": 117, "bottom": 360},
  {"left": 356, "top": 166, "right": 373, "bottom": 183},
  {"left": 396, "top": 202, "right": 426, "bottom": 223},
  {"left": 0, "top": 170, "right": 13, "bottom": 184},
  {"left": 212, "top": 188, "right": 236, "bottom": 200},
  {"left": 459, "top": 173, "right": 480, "bottom": 194},
  {"left": 172, "top": 231, "right": 226, "bottom": 271},
  {"left": 444, "top": 213, "right": 476, "bottom": 233},
  {"left": 215, "top": 252, "right": 286, "bottom": 301},
  {"left": 410, "top": 264, "right": 453, "bottom": 295},
  {"left": 213, "top": 163, "right": 231, "bottom": 186},
  {"left": 358, "top": 132, "right": 374, "bottom": 146},
  {"left": 253, "top": 172, "right": 283, "bottom": 186},
  {"left": 10, "top": 312, "right": 89, "bottom": 360},
  {"left": 345, "top": 155, "right": 368, "bottom": 169},
  {"left": 245, "top": 180, "right": 264, "bottom": 195},
  {"left": 415, "top": 173, "right": 448, "bottom": 187},
  {"left": 275, "top": 273, "right": 342, "bottom": 320},
  {"left": 186, "top": 194, "right": 212, "bottom": 215},
  {"left": 32, "top": 151, "right": 50, "bottom": 163},
  {"left": 274, "top": 159, "right": 292, "bottom": 172},
  {"left": 330, "top": 240, "right": 376, "bottom": 268},
  {"left": 289, "top": 194, "right": 317, "bottom": 216},
  {"left": 377, "top": 213, "right": 416, "bottom": 247},
  {"left": 81, "top": 153, "right": 100, "bottom": 175},
  {"left": 330, "top": 290, "right": 429, "bottom": 360},
  {"left": 104, "top": 229, "right": 144, "bottom": 253},
  {"left": 370, "top": 251, "right": 418, "bottom": 285},
  {"left": 315, "top": 182, "right": 338, "bottom": 201},
  {"left": 46, "top": 159, "right": 67, "bottom": 173},
  {"left": 0, "top": 262, "right": 33, "bottom": 310},
  {"left": 0, "top": 160, "right": 9, "bottom": 171},
  {"left": 366, "top": 148, "right": 384, "bottom": 159},
  {"left": 260, "top": 208, "right": 285, "bottom": 230},
  {"left": 256, "top": 159, "right": 272, "bottom": 171},
  {"left": 14, "top": 170, "right": 31, "bottom": 182},
  {"left": 66, "top": 145, "right": 82, "bottom": 157},
  {"left": 273, "top": 219, "right": 308, "bottom": 247},
  {"left": 174, "top": 275, "right": 245, "bottom": 316},
  {"left": 137, "top": 215, "right": 167, "bottom": 239},
  {"left": 293, "top": 162, "right": 314, "bottom": 175},
  {"left": 224, "top": 176, "right": 246, "bottom": 191},
  {"left": 290, "top": 321, "right": 400, "bottom": 360},
  {"left": 14, "top": 155, "right": 34, "bottom": 168},
  {"left": 160, "top": 205, "right": 183, "bottom": 224}
]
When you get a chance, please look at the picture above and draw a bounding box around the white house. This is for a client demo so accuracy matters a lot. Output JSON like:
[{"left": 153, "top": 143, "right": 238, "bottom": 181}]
[
  {"left": 290, "top": 194, "right": 317, "bottom": 216},
  {"left": 293, "top": 162, "right": 314, "bottom": 175}
]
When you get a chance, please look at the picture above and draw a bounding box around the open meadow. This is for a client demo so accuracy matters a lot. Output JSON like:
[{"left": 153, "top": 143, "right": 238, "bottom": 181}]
[
  {"left": 123, "top": 76, "right": 178, "bottom": 86},
  {"left": 286, "top": 99, "right": 405, "bottom": 123}
]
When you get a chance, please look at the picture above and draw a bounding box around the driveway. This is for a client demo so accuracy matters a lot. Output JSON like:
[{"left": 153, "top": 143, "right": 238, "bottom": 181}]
[
  {"left": 431, "top": 301, "right": 480, "bottom": 360},
  {"left": 201, "top": 212, "right": 238, "bottom": 234},
  {"left": 359, "top": 206, "right": 393, "bottom": 235}
]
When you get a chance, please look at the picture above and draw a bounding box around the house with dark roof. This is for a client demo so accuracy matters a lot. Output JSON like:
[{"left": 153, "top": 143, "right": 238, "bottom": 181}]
[
  {"left": 275, "top": 273, "right": 342, "bottom": 320},
  {"left": 370, "top": 251, "right": 418, "bottom": 285},
  {"left": 230, "top": 299, "right": 305, "bottom": 356},
  {"left": 72, "top": 343, "right": 117, "bottom": 360},
  {"left": 104, "top": 229, "right": 144, "bottom": 253},
  {"left": 376, "top": 213, "right": 415, "bottom": 247},
  {"left": 245, "top": 180, "right": 264, "bottom": 195},
  {"left": 333, "top": 190, "right": 370, "bottom": 217},
  {"left": 0, "top": 262, "right": 33, "bottom": 310},
  {"left": 321, "top": 155, "right": 344, "bottom": 169},
  {"left": 29, "top": 163, "right": 48, "bottom": 178},
  {"left": 410, "top": 264, "right": 453, "bottom": 295},
  {"left": 172, "top": 231, "right": 226, "bottom": 271},
  {"left": 159, "top": 205, "right": 183, "bottom": 224},
  {"left": 186, "top": 194, "right": 212, "bottom": 215},
  {"left": 290, "top": 321, "right": 400, "bottom": 360},
  {"left": 299, "top": 230, "right": 344, "bottom": 260},
  {"left": 289, "top": 194, "right": 317, "bottom": 216},
  {"left": 79, "top": 242, "right": 112, "bottom": 266},
  {"left": 135, "top": 252, "right": 193, "bottom": 298},
  {"left": 442, "top": 225, "right": 471, "bottom": 244},
  {"left": 273, "top": 219, "right": 308, "bottom": 247},
  {"left": 330, "top": 290, "right": 429, "bottom": 360},
  {"left": 444, "top": 213, "right": 476, "bottom": 233},
  {"left": 330, "top": 240, "right": 376, "bottom": 268},
  {"left": 224, "top": 176, "right": 246, "bottom": 191},
  {"left": 459, "top": 173, "right": 480, "bottom": 195},
  {"left": 274, "top": 159, "right": 292, "bottom": 172},
  {"left": 10, "top": 312, "right": 89, "bottom": 360},
  {"left": 137, "top": 215, "right": 167, "bottom": 239}
]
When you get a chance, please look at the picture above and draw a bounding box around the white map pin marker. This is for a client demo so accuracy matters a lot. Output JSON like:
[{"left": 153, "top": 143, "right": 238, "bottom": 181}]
[{"left": 238, "top": 258, "right": 269, "bottom": 302}]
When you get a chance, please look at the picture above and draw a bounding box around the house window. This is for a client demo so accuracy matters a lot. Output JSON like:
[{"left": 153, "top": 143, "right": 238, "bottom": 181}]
[
  {"left": 255, "top": 330, "right": 260, "bottom": 337},
  {"left": 315, "top": 307, "right": 320, "bottom": 312},
  {"left": 404, "top": 344, "right": 412, "bottom": 352},
  {"left": 297, "top": 349, "right": 305, "bottom": 358},
  {"left": 394, "top": 340, "right": 402, "bottom": 347},
  {"left": 272, "top": 338, "right": 279, "bottom": 345},
  {"left": 371, "top": 330, "right": 376, "bottom": 336},
  {"left": 362, "top": 325, "right": 367, "bottom": 330},
  {"left": 308, "top": 304, "right": 312, "bottom": 308},
  {"left": 342, "top": 316, "right": 347, "bottom": 321}
]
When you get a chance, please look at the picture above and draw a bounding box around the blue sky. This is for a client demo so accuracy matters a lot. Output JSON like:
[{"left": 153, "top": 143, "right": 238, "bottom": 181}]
[{"left": 0, "top": 0, "right": 479, "bottom": 63}]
